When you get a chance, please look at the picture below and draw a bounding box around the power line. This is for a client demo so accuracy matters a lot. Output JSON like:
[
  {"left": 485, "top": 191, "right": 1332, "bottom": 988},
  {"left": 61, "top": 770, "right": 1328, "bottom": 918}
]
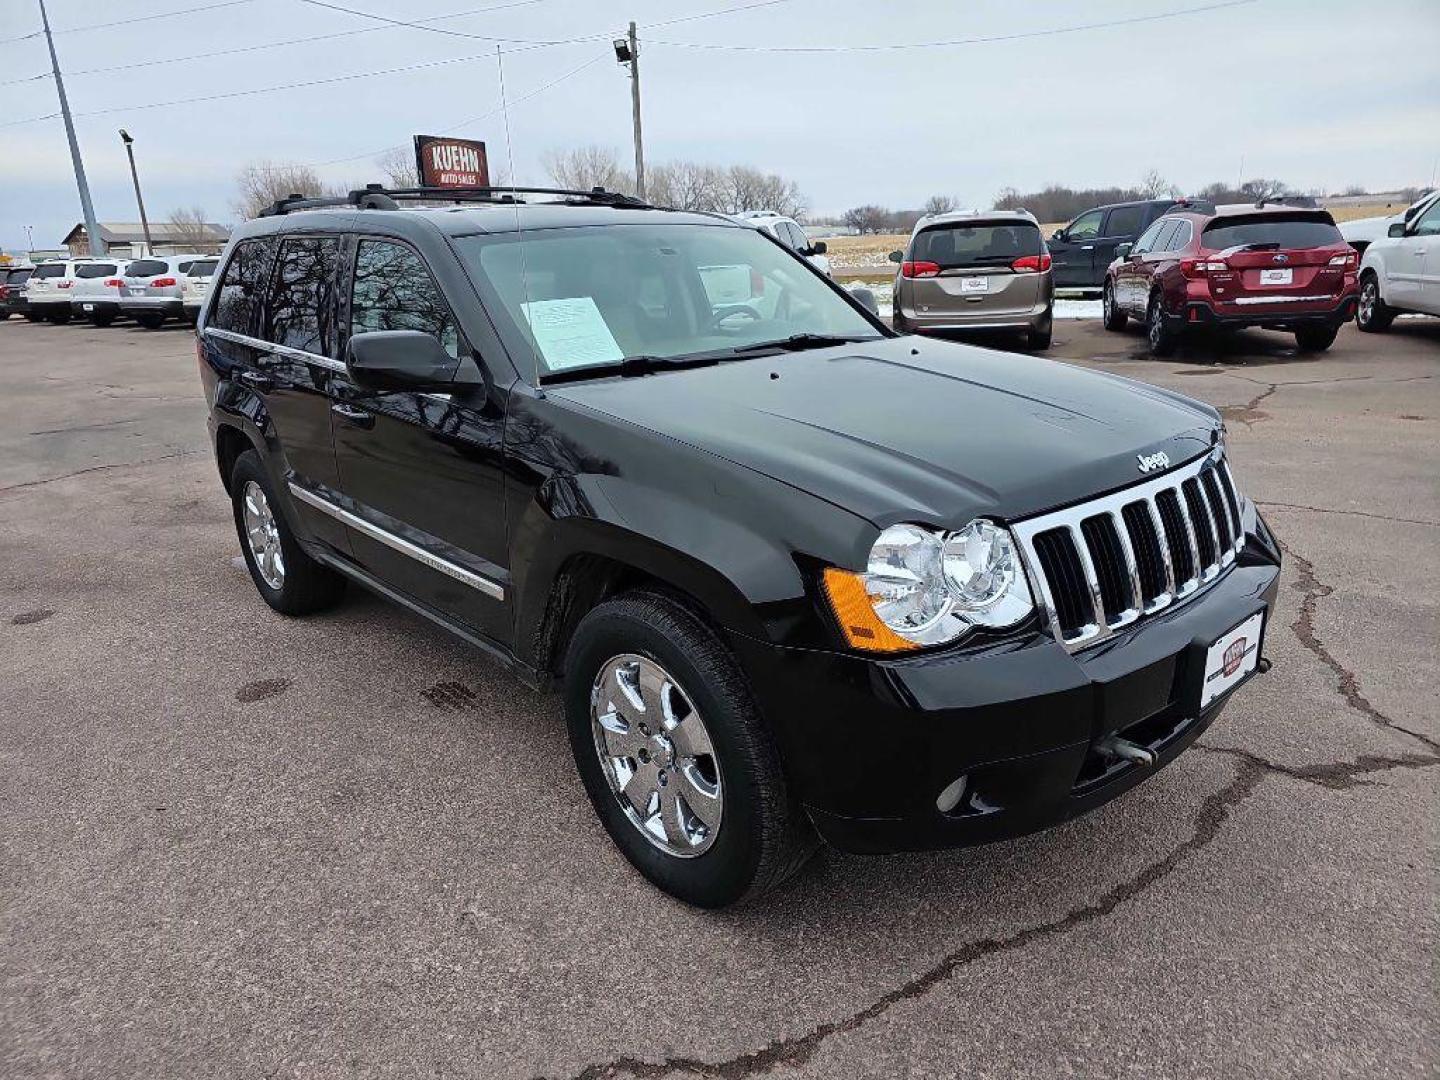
[
  {"left": 647, "top": 0, "right": 796, "bottom": 28},
  {"left": 646, "top": 0, "right": 1258, "bottom": 51},
  {"left": 0, "top": 0, "right": 546, "bottom": 84},
  {"left": 295, "top": 0, "right": 607, "bottom": 47}
]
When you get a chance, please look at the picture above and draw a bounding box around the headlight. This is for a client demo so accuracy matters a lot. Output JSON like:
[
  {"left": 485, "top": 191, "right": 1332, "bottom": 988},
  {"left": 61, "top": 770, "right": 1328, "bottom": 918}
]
[{"left": 823, "top": 520, "right": 1033, "bottom": 652}]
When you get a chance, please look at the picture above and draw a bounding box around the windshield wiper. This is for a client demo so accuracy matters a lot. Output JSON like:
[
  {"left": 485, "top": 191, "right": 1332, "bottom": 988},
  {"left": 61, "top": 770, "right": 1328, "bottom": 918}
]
[
  {"left": 538, "top": 335, "right": 879, "bottom": 385},
  {"left": 723, "top": 333, "right": 879, "bottom": 356}
]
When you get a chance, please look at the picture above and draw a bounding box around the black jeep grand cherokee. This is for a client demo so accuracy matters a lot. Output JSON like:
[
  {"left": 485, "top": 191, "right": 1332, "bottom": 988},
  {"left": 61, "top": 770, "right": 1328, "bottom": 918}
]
[{"left": 197, "top": 187, "right": 1281, "bottom": 907}]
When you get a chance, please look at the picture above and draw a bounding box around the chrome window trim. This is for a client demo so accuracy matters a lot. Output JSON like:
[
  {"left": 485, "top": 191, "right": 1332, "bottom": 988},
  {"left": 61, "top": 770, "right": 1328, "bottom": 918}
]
[
  {"left": 287, "top": 483, "right": 505, "bottom": 601},
  {"left": 1011, "top": 448, "right": 1244, "bottom": 652},
  {"left": 204, "top": 326, "right": 345, "bottom": 372}
]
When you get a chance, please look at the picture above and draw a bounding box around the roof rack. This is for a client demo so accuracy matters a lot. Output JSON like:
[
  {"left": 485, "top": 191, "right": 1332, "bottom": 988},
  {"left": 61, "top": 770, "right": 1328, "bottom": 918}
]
[
  {"left": 1253, "top": 194, "right": 1318, "bottom": 209},
  {"left": 1167, "top": 197, "right": 1218, "bottom": 215},
  {"left": 258, "top": 183, "right": 650, "bottom": 217}
]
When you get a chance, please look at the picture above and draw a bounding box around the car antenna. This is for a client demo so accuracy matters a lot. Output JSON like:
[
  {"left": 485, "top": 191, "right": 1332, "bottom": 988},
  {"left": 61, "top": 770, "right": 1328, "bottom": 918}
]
[{"left": 496, "top": 45, "right": 543, "bottom": 395}]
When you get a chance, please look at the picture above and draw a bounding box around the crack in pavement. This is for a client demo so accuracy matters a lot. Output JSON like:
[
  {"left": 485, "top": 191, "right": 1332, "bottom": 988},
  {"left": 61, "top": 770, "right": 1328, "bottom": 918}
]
[
  {"left": 1283, "top": 542, "right": 1439, "bottom": 753},
  {"left": 0, "top": 448, "right": 203, "bottom": 496},
  {"left": 545, "top": 761, "right": 1270, "bottom": 1080},
  {"left": 1193, "top": 742, "right": 1439, "bottom": 790},
  {"left": 27, "top": 416, "right": 140, "bottom": 436},
  {"left": 1218, "top": 381, "right": 1277, "bottom": 427},
  {"left": 1258, "top": 501, "right": 1439, "bottom": 528}
]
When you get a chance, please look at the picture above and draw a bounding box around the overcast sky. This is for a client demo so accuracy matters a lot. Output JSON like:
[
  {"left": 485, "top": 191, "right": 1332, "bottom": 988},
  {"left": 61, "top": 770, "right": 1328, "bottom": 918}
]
[{"left": 2, "top": 0, "right": 1437, "bottom": 252}]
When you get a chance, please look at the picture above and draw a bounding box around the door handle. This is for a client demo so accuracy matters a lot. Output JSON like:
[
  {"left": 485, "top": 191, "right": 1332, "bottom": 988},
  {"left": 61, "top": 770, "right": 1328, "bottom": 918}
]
[
  {"left": 331, "top": 402, "right": 374, "bottom": 429},
  {"left": 238, "top": 369, "right": 273, "bottom": 392}
]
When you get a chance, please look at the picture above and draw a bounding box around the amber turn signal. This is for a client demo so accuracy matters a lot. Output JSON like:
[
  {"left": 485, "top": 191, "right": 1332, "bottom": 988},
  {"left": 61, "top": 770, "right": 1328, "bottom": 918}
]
[{"left": 821, "top": 568, "right": 921, "bottom": 654}]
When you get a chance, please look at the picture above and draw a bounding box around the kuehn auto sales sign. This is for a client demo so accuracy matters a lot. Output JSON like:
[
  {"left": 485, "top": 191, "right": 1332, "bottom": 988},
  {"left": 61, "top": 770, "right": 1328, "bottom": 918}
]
[{"left": 414, "top": 135, "right": 490, "bottom": 188}]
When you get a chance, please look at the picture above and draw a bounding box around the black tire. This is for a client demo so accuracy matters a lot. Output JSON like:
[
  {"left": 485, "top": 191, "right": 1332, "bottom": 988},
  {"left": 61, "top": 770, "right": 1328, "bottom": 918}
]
[
  {"left": 563, "top": 590, "right": 817, "bottom": 907},
  {"left": 229, "top": 450, "right": 346, "bottom": 616},
  {"left": 25, "top": 312, "right": 44, "bottom": 323},
  {"left": 1026, "top": 318, "right": 1053, "bottom": 350},
  {"left": 1146, "top": 292, "right": 1178, "bottom": 357},
  {"left": 1295, "top": 325, "right": 1339, "bottom": 352},
  {"left": 1355, "top": 274, "right": 1394, "bottom": 333},
  {"left": 89, "top": 312, "right": 115, "bottom": 328},
  {"left": 49, "top": 309, "right": 72, "bottom": 325},
  {"left": 1102, "top": 280, "right": 1127, "bottom": 330},
  {"left": 0, "top": 311, "right": 10, "bottom": 321},
  {"left": 136, "top": 312, "right": 166, "bottom": 330}
]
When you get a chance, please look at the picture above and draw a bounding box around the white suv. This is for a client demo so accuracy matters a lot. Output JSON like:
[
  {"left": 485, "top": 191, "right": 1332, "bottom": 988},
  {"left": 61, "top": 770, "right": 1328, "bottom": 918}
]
[
  {"left": 25, "top": 259, "right": 108, "bottom": 323},
  {"left": 731, "top": 211, "right": 831, "bottom": 276},
  {"left": 70, "top": 258, "right": 131, "bottom": 326},
  {"left": 180, "top": 256, "right": 220, "bottom": 323},
  {"left": 1356, "top": 190, "right": 1440, "bottom": 330}
]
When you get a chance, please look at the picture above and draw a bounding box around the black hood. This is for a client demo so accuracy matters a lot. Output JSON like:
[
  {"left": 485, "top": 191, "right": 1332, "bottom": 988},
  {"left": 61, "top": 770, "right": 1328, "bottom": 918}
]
[{"left": 551, "top": 336, "right": 1219, "bottom": 527}]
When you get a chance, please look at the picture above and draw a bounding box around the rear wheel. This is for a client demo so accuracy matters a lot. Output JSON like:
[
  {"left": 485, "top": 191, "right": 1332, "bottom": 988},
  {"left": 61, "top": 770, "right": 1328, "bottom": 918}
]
[
  {"left": 25, "top": 311, "right": 44, "bottom": 323},
  {"left": 564, "top": 591, "right": 817, "bottom": 907},
  {"left": 136, "top": 311, "right": 166, "bottom": 330},
  {"left": 1355, "top": 274, "right": 1394, "bottom": 333},
  {"left": 1295, "top": 325, "right": 1339, "bottom": 352},
  {"left": 89, "top": 311, "right": 115, "bottom": 328},
  {"left": 1146, "top": 293, "right": 1178, "bottom": 356},
  {"left": 0, "top": 311, "right": 9, "bottom": 321},
  {"left": 1102, "top": 280, "right": 1127, "bottom": 330},
  {"left": 229, "top": 450, "right": 346, "bottom": 616},
  {"left": 1026, "top": 318, "right": 1053, "bottom": 350},
  {"left": 48, "top": 309, "right": 72, "bottom": 325}
]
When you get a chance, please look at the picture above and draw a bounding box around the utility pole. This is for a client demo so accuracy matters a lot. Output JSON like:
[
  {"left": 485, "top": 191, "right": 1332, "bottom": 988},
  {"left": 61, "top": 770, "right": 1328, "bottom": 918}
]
[
  {"left": 119, "top": 130, "right": 153, "bottom": 254},
  {"left": 613, "top": 22, "right": 645, "bottom": 200},
  {"left": 38, "top": 0, "right": 104, "bottom": 256}
]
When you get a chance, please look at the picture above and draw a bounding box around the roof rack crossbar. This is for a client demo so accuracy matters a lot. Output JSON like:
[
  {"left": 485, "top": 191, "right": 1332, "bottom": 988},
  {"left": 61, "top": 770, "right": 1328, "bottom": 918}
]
[{"left": 257, "top": 184, "right": 650, "bottom": 217}]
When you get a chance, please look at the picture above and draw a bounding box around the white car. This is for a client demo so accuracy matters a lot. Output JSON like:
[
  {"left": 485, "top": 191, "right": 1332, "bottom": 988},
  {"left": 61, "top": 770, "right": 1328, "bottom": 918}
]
[
  {"left": 730, "top": 211, "right": 832, "bottom": 276},
  {"left": 120, "top": 254, "right": 207, "bottom": 329},
  {"left": 1356, "top": 190, "right": 1440, "bottom": 330},
  {"left": 24, "top": 259, "right": 110, "bottom": 323},
  {"left": 70, "top": 258, "right": 131, "bottom": 326},
  {"left": 180, "top": 256, "right": 219, "bottom": 323},
  {"left": 1341, "top": 192, "right": 1433, "bottom": 257}
]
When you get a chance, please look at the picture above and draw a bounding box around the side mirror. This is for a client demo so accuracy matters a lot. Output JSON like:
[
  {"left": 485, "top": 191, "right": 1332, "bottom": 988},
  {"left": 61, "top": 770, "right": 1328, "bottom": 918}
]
[
  {"left": 346, "top": 330, "right": 459, "bottom": 391},
  {"left": 1052, "top": 229, "right": 1066, "bottom": 242},
  {"left": 1115, "top": 242, "right": 1134, "bottom": 259},
  {"left": 887, "top": 250, "right": 903, "bottom": 264},
  {"left": 849, "top": 286, "right": 880, "bottom": 316},
  {"left": 808, "top": 240, "right": 828, "bottom": 256},
  {"left": 1387, "top": 222, "right": 1407, "bottom": 238}
]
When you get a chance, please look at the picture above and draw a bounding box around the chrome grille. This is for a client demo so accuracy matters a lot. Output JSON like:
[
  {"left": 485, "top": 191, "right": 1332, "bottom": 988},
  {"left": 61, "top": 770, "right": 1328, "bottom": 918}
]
[{"left": 1012, "top": 450, "right": 1244, "bottom": 651}]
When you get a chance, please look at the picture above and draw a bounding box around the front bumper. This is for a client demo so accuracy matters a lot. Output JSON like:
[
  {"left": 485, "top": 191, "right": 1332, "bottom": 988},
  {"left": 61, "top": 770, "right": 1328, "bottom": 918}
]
[
  {"left": 1180, "top": 292, "right": 1357, "bottom": 330},
  {"left": 728, "top": 547, "right": 1281, "bottom": 854}
]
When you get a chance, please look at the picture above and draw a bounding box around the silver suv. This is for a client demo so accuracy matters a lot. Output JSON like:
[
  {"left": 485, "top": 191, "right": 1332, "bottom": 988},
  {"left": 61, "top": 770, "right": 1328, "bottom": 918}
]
[
  {"left": 120, "top": 254, "right": 205, "bottom": 328},
  {"left": 889, "top": 210, "right": 1054, "bottom": 349}
]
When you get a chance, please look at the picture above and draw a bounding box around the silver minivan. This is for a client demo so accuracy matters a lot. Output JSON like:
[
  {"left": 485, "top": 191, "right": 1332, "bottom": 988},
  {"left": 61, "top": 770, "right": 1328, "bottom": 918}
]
[{"left": 889, "top": 210, "right": 1054, "bottom": 349}]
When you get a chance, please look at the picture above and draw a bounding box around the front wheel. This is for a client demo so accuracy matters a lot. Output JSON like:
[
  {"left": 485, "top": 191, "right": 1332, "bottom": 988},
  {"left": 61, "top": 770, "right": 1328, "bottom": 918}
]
[
  {"left": 1355, "top": 275, "right": 1394, "bottom": 333},
  {"left": 1146, "top": 293, "right": 1178, "bottom": 357},
  {"left": 563, "top": 591, "right": 816, "bottom": 907},
  {"left": 1295, "top": 325, "right": 1339, "bottom": 352},
  {"left": 1102, "top": 280, "right": 1127, "bottom": 330}
]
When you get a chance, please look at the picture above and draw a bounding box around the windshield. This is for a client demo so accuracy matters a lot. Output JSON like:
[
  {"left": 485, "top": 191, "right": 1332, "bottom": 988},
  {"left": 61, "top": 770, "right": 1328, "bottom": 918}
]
[
  {"left": 910, "top": 221, "right": 1042, "bottom": 268},
  {"left": 1201, "top": 214, "right": 1343, "bottom": 251},
  {"left": 454, "top": 223, "right": 880, "bottom": 379}
]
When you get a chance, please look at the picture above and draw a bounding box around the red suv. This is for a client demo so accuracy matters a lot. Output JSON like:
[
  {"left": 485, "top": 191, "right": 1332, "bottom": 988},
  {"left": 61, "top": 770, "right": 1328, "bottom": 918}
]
[{"left": 1102, "top": 199, "right": 1359, "bottom": 355}]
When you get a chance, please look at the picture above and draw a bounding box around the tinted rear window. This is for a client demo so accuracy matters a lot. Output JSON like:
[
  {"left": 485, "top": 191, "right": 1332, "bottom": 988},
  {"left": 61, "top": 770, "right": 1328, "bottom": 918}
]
[
  {"left": 211, "top": 238, "right": 277, "bottom": 336},
  {"left": 186, "top": 259, "right": 218, "bottom": 278},
  {"left": 1104, "top": 204, "right": 1148, "bottom": 237},
  {"left": 127, "top": 259, "right": 168, "bottom": 277},
  {"left": 75, "top": 263, "right": 118, "bottom": 278},
  {"left": 1201, "top": 214, "right": 1343, "bottom": 251},
  {"left": 34, "top": 264, "right": 66, "bottom": 279},
  {"left": 7, "top": 269, "right": 33, "bottom": 284},
  {"left": 911, "top": 222, "right": 1042, "bottom": 267}
]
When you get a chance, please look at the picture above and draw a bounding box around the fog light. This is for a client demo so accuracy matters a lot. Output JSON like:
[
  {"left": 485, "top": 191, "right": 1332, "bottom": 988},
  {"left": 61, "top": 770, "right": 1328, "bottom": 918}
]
[{"left": 935, "top": 773, "right": 968, "bottom": 813}]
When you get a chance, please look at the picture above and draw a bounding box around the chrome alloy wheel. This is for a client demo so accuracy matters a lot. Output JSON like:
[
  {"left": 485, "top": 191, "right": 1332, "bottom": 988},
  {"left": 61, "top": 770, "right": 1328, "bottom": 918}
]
[
  {"left": 1358, "top": 280, "right": 1377, "bottom": 325},
  {"left": 241, "top": 480, "right": 285, "bottom": 590},
  {"left": 590, "top": 654, "right": 723, "bottom": 857},
  {"left": 1103, "top": 282, "right": 1114, "bottom": 323}
]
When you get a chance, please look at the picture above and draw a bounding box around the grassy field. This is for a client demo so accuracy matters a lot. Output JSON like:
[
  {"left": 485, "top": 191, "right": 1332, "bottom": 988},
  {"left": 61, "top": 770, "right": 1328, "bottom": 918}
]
[{"left": 823, "top": 201, "right": 1405, "bottom": 279}]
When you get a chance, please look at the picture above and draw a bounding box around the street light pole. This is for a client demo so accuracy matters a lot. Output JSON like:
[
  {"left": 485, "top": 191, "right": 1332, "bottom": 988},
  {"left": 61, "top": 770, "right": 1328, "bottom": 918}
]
[
  {"left": 119, "top": 130, "right": 153, "bottom": 255},
  {"left": 614, "top": 22, "right": 645, "bottom": 201},
  {"left": 38, "top": 0, "right": 104, "bottom": 256}
]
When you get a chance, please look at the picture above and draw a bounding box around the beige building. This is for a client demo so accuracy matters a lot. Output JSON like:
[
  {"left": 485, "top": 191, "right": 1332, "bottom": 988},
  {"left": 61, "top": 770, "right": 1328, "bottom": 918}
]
[{"left": 61, "top": 221, "right": 229, "bottom": 258}]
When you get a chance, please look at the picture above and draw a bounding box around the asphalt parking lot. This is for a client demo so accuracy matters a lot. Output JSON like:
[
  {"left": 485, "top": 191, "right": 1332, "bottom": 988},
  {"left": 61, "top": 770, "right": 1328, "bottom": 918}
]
[{"left": 2, "top": 314, "right": 1436, "bottom": 1079}]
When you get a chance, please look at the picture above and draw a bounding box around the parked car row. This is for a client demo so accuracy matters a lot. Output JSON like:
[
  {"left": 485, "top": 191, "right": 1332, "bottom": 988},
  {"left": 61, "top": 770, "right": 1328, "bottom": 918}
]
[{"left": 3, "top": 254, "right": 218, "bottom": 328}]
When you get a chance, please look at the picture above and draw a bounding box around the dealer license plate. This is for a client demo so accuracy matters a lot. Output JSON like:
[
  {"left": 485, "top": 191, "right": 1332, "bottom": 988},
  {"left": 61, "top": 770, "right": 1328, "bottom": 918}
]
[
  {"left": 82, "top": 303, "right": 94, "bottom": 312},
  {"left": 1259, "top": 268, "right": 1293, "bottom": 286},
  {"left": 1200, "top": 611, "right": 1264, "bottom": 709},
  {"left": 959, "top": 276, "right": 989, "bottom": 293}
]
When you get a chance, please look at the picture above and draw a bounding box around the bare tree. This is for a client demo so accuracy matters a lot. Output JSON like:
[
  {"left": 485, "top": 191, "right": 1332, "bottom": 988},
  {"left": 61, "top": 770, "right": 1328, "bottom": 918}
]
[
  {"left": 1139, "top": 169, "right": 1178, "bottom": 199},
  {"left": 842, "top": 205, "right": 891, "bottom": 234},
  {"left": 1238, "top": 177, "right": 1289, "bottom": 202},
  {"left": 168, "top": 205, "right": 216, "bottom": 249},
  {"left": 375, "top": 147, "right": 418, "bottom": 188},
  {"left": 647, "top": 160, "right": 720, "bottom": 211},
  {"left": 234, "top": 161, "right": 326, "bottom": 219},
  {"left": 922, "top": 194, "right": 957, "bottom": 216},
  {"left": 542, "top": 145, "right": 633, "bottom": 193},
  {"left": 713, "top": 165, "right": 806, "bottom": 219}
]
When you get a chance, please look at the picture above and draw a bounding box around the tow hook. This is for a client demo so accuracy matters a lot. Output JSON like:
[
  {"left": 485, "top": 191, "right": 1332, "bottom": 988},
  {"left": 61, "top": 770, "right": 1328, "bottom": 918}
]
[
  {"left": 1257, "top": 657, "right": 1272, "bottom": 674},
  {"left": 1096, "top": 734, "right": 1157, "bottom": 768}
]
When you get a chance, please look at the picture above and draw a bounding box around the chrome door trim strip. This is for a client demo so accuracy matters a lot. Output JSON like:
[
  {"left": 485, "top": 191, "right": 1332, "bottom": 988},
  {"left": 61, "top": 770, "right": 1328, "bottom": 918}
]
[
  {"left": 205, "top": 327, "right": 346, "bottom": 372},
  {"left": 287, "top": 483, "right": 505, "bottom": 601}
]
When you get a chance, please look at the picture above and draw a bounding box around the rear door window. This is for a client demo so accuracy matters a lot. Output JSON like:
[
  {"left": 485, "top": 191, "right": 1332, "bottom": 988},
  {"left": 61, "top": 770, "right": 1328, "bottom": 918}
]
[
  {"left": 1165, "top": 220, "right": 1194, "bottom": 251},
  {"left": 350, "top": 239, "right": 459, "bottom": 359},
  {"left": 1133, "top": 221, "right": 1167, "bottom": 254},
  {"left": 75, "top": 263, "right": 118, "bottom": 278},
  {"left": 1103, "top": 205, "right": 1146, "bottom": 238},
  {"left": 127, "top": 259, "right": 168, "bottom": 278},
  {"left": 211, "top": 237, "right": 278, "bottom": 336},
  {"left": 265, "top": 236, "right": 340, "bottom": 356},
  {"left": 911, "top": 221, "right": 1042, "bottom": 268},
  {"left": 1200, "top": 214, "right": 1343, "bottom": 251}
]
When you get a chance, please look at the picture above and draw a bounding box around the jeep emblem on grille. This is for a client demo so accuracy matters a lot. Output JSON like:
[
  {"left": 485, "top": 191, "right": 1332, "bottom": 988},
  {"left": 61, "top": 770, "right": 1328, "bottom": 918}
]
[{"left": 1137, "top": 451, "right": 1170, "bottom": 473}]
